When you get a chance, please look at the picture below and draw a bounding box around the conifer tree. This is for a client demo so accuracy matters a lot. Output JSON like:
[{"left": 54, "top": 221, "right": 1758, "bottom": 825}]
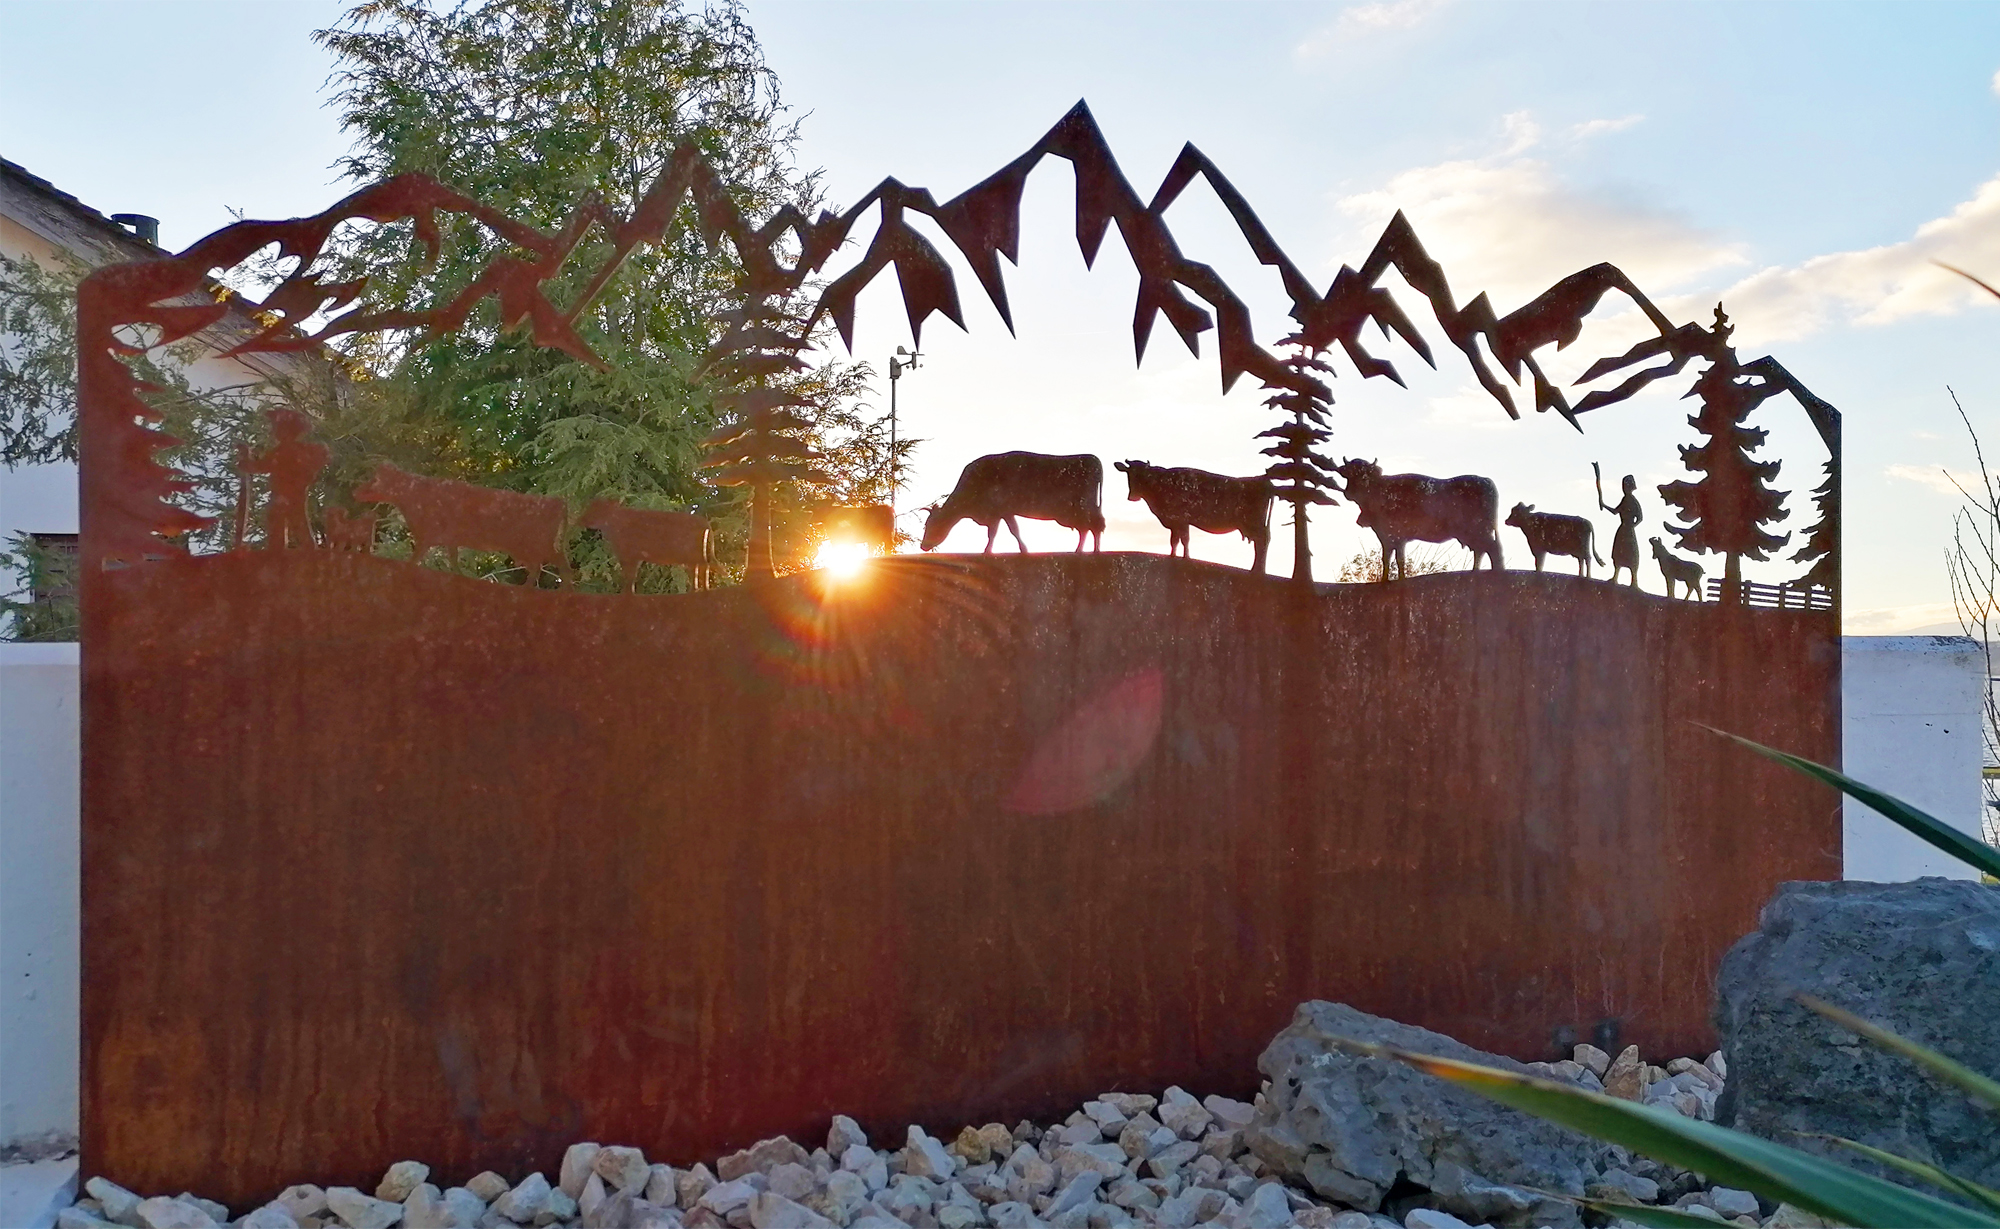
[
  {"left": 1656, "top": 308, "right": 1790, "bottom": 603},
  {"left": 1256, "top": 344, "right": 1342, "bottom": 583}
]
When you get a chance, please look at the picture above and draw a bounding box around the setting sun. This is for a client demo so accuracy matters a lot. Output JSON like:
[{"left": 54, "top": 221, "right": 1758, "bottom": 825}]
[{"left": 813, "top": 539, "right": 872, "bottom": 579}]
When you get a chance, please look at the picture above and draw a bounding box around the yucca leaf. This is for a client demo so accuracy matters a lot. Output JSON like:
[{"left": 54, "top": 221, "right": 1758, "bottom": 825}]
[
  {"left": 1352, "top": 1041, "right": 2000, "bottom": 1228},
  {"left": 1709, "top": 729, "right": 2000, "bottom": 878},
  {"left": 1799, "top": 995, "right": 2000, "bottom": 1113},
  {"left": 1578, "top": 1198, "right": 1754, "bottom": 1227},
  {"left": 1815, "top": 1134, "right": 2000, "bottom": 1215}
]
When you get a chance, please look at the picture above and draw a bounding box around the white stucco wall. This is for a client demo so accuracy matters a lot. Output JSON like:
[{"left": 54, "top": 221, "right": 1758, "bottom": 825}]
[
  {"left": 0, "top": 643, "right": 79, "bottom": 1158},
  {"left": 1841, "top": 635, "right": 1987, "bottom": 881}
]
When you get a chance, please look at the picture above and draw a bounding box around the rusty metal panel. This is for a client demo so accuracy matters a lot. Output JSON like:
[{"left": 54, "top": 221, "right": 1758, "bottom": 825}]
[{"left": 82, "top": 552, "right": 1838, "bottom": 1203}]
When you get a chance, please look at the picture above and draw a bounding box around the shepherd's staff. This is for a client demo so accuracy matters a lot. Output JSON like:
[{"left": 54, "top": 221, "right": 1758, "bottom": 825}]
[{"left": 1592, "top": 460, "right": 1608, "bottom": 512}]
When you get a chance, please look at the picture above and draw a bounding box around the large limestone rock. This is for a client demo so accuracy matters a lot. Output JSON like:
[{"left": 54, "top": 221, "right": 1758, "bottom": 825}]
[
  {"left": 1714, "top": 878, "right": 2000, "bottom": 1191},
  {"left": 1246, "top": 1001, "right": 1612, "bottom": 1226}
]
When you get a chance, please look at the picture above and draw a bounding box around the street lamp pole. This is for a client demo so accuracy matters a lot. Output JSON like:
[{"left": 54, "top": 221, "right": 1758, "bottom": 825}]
[{"left": 887, "top": 345, "right": 920, "bottom": 512}]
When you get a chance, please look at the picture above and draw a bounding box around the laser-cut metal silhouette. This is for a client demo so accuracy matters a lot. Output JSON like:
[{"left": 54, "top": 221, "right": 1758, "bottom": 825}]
[
  {"left": 819, "top": 504, "right": 896, "bottom": 554},
  {"left": 74, "top": 99, "right": 1839, "bottom": 608},
  {"left": 352, "top": 463, "right": 573, "bottom": 587},
  {"left": 1507, "top": 504, "right": 1604, "bottom": 578},
  {"left": 1652, "top": 537, "right": 1706, "bottom": 600},
  {"left": 1332, "top": 459, "right": 1503, "bottom": 581},
  {"left": 1578, "top": 305, "right": 1837, "bottom": 605},
  {"left": 700, "top": 309, "right": 829, "bottom": 582},
  {"left": 1114, "top": 460, "right": 1275, "bottom": 574},
  {"left": 1596, "top": 308, "right": 1793, "bottom": 605},
  {"left": 579, "top": 499, "right": 713, "bottom": 593},
  {"left": 239, "top": 409, "right": 329, "bottom": 550},
  {"left": 1256, "top": 343, "right": 1342, "bottom": 581},
  {"left": 920, "top": 453, "right": 1104, "bottom": 554},
  {"left": 1595, "top": 464, "right": 1642, "bottom": 587},
  {"left": 322, "top": 506, "right": 377, "bottom": 553}
]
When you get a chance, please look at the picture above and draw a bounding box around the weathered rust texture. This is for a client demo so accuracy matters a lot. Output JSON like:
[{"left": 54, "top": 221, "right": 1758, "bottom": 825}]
[{"left": 83, "top": 553, "right": 1838, "bottom": 1203}]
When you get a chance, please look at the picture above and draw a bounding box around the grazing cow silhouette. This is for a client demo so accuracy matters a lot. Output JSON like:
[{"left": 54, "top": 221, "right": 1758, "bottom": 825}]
[
  {"left": 580, "top": 499, "right": 713, "bottom": 592},
  {"left": 1331, "top": 458, "right": 1502, "bottom": 580},
  {"left": 353, "top": 463, "right": 572, "bottom": 587},
  {"left": 1114, "top": 459, "right": 1274, "bottom": 574},
  {"left": 1651, "top": 536, "right": 1706, "bottom": 599},
  {"left": 820, "top": 504, "right": 896, "bottom": 553},
  {"left": 321, "top": 506, "right": 377, "bottom": 553},
  {"left": 1507, "top": 503, "right": 1604, "bottom": 577},
  {"left": 921, "top": 452, "right": 1104, "bottom": 553}
]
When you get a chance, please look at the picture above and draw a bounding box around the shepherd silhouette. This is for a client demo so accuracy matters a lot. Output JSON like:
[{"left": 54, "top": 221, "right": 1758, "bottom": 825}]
[
  {"left": 1595, "top": 463, "right": 1642, "bottom": 587},
  {"left": 243, "top": 409, "right": 329, "bottom": 549}
]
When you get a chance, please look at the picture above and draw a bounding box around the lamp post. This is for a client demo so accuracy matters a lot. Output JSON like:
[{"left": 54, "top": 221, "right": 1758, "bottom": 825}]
[{"left": 887, "top": 345, "right": 920, "bottom": 512}]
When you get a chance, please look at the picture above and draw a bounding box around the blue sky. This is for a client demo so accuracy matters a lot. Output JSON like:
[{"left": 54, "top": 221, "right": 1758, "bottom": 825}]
[{"left": 7, "top": 1, "right": 2000, "bottom": 628}]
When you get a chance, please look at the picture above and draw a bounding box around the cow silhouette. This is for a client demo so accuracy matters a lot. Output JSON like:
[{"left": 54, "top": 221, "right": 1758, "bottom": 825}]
[
  {"left": 1114, "top": 459, "right": 1274, "bottom": 574},
  {"left": 352, "top": 463, "right": 573, "bottom": 587},
  {"left": 321, "top": 506, "right": 377, "bottom": 553},
  {"left": 1331, "top": 458, "right": 1502, "bottom": 580},
  {"left": 1651, "top": 536, "right": 1705, "bottom": 599},
  {"left": 921, "top": 452, "right": 1104, "bottom": 554},
  {"left": 1507, "top": 503, "right": 1604, "bottom": 576},
  {"left": 579, "top": 499, "right": 713, "bottom": 592},
  {"left": 820, "top": 504, "right": 896, "bottom": 553}
]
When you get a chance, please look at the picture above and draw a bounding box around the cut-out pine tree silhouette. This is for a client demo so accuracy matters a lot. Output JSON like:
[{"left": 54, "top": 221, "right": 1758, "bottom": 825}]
[
  {"left": 1256, "top": 342, "right": 1342, "bottom": 583},
  {"left": 700, "top": 305, "right": 829, "bottom": 581},
  {"left": 1656, "top": 307, "right": 1791, "bottom": 605}
]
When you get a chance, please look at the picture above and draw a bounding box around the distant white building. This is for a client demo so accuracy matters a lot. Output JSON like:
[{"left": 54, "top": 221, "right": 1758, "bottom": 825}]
[{"left": 0, "top": 155, "right": 326, "bottom": 614}]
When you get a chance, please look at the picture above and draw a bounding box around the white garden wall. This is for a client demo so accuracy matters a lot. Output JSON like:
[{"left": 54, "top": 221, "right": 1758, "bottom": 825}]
[
  {"left": 1841, "top": 635, "right": 1987, "bottom": 881},
  {"left": 0, "top": 643, "right": 79, "bottom": 1159}
]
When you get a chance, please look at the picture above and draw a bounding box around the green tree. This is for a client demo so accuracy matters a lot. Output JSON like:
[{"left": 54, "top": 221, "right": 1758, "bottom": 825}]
[{"left": 313, "top": 0, "right": 888, "bottom": 585}]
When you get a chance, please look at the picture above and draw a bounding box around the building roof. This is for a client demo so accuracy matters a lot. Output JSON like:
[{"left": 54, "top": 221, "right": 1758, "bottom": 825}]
[
  {"left": 0, "top": 155, "right": 329, "bottom": 382},
  {"left": 0, "top": 155, "right": 163, "bottom": 263}
]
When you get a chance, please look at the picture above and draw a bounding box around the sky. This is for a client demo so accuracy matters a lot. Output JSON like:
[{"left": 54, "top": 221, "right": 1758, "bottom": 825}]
[{"left": 6, "top": 0, "right": 2000, "bottom": 630}]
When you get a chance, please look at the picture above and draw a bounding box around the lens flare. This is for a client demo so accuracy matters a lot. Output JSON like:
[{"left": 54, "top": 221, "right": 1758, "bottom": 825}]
[{"left": 814, "top": 539, "right": 872, "bottom": 579}]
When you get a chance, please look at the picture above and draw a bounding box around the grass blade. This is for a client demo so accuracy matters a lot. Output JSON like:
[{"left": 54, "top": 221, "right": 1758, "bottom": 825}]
[
  {"left": 1708, "top": 729, "right": 2000, "bottom": 878},
  {"left": 1799, "top": 995, "right": 2000, "bottom": 1113},
  {"left": 1352, "top": 1042, "right": 2000, "bottom": 1228},
  {"left": 1816, "top": 1135, "right": 2000, "bottom": 1216}
]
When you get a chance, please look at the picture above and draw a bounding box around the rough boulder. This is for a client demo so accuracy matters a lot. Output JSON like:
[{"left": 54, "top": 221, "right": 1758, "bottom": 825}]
[
  {"left": 1715, "top": 878, "right": 2000, "bottom": 1192},
  {"left": 1246, "top": 1000, "right": 1613, "bottom": 1227}
]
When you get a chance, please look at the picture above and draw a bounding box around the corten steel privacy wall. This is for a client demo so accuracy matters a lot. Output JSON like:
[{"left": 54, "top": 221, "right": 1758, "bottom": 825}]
[{"left": 77, "top": 103, "right": 1841, "bottom": 1200}]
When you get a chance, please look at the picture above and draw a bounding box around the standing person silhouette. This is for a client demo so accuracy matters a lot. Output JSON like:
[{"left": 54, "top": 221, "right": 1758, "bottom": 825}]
[
  {"left": 1598, "top": 470, "right": 1643, "bottom": 587},
  {"left": 243, "top": 409, "right": 329, "bottom": 549}
]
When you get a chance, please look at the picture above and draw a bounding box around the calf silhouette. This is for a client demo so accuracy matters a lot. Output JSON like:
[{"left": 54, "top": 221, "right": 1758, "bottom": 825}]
[
  {"left": 921, "top": 452, "right": 1104, "bottom": 553},
  {"left": 1115, "top": 459, "right": 1274, "bottom": 574},
  {"left": 580, "top": 499, "right": 713, "bottom": 592},
  {"left": 321, "top": 506, "right": 377, "bottom": 553},
  {"left": 1332, "top": 458, "right": 1502, "bottom": 579},
  {"left": 1507, "top": 504, "right": 1603, "bottom": 576},
  {"left": 820, "top": 504, "right": 896, "bottom": 553},
  {"left": 1651, "top": 536, "right": 1705, "bottom": 599},
  {"left": 353, "top": 463, "right": 572, "bottom": 587}
]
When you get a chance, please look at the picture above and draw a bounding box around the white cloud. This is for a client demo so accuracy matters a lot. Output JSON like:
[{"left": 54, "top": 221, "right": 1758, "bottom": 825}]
[
  {"left": 1337, "top": 143, "right": 1745, "bottom": 308},
  {"left": 1335, "top": 110, "right": 2000, "bottom": 348},
  {"left": 1991, "top": 67, "right": 2000, "bottom": 96},
  {"left": 1297, "top": 0, "right": 1445, "bottom": 55},
  {"left": 1568, "top": 115, "right": 1644, "bottom": 141},
  {"left": 1886, "top": 462, "right": 1980, "bottom": 498},
  {"left": 1499, "top": 111, "right": 1540, "bottom": 156},
  {"left": 1711, "top": 175, "right": 2000, "bottom": 343}
]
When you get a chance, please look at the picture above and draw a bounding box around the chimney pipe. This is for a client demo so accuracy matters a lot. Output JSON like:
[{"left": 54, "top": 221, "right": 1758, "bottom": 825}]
[{"left": 110, "top": 213, "right": 160, "bottom": 247}]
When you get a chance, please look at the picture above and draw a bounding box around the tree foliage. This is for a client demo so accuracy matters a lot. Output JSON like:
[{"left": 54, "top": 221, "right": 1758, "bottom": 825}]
[{"left": 310, "top": 0, "right": 892, "bottom": 586}]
